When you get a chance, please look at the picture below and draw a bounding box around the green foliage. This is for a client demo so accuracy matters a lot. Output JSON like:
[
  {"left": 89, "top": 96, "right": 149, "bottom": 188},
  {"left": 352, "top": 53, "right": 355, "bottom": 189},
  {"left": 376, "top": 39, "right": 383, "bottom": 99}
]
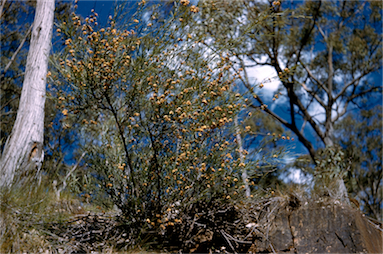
[
  {"left": 314, "top": 146, "right": 349, "bottom": 189},
  {"left": 336, "top": 106, "right": 382, "bottom": 220},
  {"left": 310, "top": 146, "right": 352, "bottom": 206}
]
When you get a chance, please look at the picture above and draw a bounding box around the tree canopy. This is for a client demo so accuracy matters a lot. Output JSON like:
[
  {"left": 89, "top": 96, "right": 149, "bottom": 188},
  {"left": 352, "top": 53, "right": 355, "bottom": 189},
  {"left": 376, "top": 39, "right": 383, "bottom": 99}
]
[{"left": 193, "top": 0, "right": 382, "bottom": 160}]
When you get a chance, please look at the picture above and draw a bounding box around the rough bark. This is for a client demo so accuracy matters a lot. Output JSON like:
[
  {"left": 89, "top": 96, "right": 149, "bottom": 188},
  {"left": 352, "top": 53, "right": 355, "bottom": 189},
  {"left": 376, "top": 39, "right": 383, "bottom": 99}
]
[{"left": 0, "top": 0, "right": 54, "bottom": 188}]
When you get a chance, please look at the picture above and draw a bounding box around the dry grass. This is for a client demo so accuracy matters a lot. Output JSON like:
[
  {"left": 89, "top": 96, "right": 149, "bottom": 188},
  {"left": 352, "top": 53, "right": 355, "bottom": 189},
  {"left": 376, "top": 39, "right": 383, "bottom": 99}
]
[{"left": 0, "top": 177, "right": 87, "bottom": 253}]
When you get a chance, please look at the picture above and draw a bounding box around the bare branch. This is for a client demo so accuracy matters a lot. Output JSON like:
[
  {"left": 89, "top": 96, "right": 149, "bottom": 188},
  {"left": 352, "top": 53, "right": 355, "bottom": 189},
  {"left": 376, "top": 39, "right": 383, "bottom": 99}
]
[
  {"left": 236, "top": 58, "right": 318, "bottom": 161},
  {"left": 339, "top": 1, "right": 366, "bottom": 28},
  {"left": 1, "top": 24, "right": 33, "bottom": 77},
  {"left": 288, "top": 1, "right": 321, "bottom": 68},
  {"left": 235, "top": 55, "right": 290, "bottom": 128},
  {"left": 0, "top": 97, "right": 17, "bottom": 111},
  {"left": 300, "top": 119, "right": 307, "bottom": 133},
  {"left": 300, "top": 82, "right": 326, "bottom": 108},
  {"left": 0, "top": 0, "right": 6, "bottom": 20},
  {"left": 56, "top": 152, "right": 86, "bottom": 199},
  {"left": 334, "top": 72, "right": 367, "bottom": 101},
  {"left": 270, "top": 57, "right": 326, "bottom": 144},
  {"left": 0, "top": 110, "right": 16, "bottom": 116},
  {"left": 327, "top": 44, "right": 334, "bottom": 99},
  {"left": 332, "top": 86, "right": 382, "bottom": 122},
  {"left": 332, "top": 101, "right": 349, "bottom": 123},
  {"left": 247, "top": 55, "right": 272, "bottom": 66},
  {"left": 300, "top": 61, "right": 329, "bottom": 94},
  {"left": 348, "top": 86, "right": 382, "bottom": 101},
  {"left": 317, "top": 24, "right": 327, "bottom": 41},
  {"left": 252, "top": 46, "right": 327, "bottom": 150},
  {"left": 291, "top": 88, "right": 326, "bottom": 143}
]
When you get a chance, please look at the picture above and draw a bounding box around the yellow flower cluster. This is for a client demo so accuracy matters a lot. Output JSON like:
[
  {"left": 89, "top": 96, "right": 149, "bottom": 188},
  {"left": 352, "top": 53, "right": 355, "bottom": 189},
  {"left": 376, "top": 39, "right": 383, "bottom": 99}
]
[{"left": 190, "top": 5, "right": 199, "bottom": 13}]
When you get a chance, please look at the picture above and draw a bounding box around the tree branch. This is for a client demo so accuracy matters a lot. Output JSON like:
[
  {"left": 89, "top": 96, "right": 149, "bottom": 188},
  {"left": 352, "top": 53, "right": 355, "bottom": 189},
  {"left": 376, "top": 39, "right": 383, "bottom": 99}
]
[
  {"left": 300, "top": 81, "right": 326, "bottom": 108},
  {"left": 300, "top": 61, "right": 329, "bottom": 94},
  {"left": 104, "top": 92, "right": 136, "bottom": 195},
  {"left": 334, "top": 72, "right": 367, "bottom": 101},
  {"left": 54, "top": 152, "right": 86, "bottom": 200},
  {"left": 235, "top": 57, "right": 318, "bottom": 161},
  {"left": 289, "top": 0, "right": 321, "bottom": 67},
  {"left": 0, "top": 97, "right": 17, "bottom": 111},
  {"left": 348, "top": 86, "right": 382, "bottom": 101},
  {"left": 1, "top": 24, "right": 33, "bottom": 77},
  {"left": 332, "top": 86, "right": 382, "bottom": 122},
  {"left": 317, "top": 24, "right": 327, "bottom": 41},
  {"left": 271, "top": 57, "right": 326, "bottom": 144},
  {"left": 0, "top": 0, "right": 6, "bottom": 20},
  {"left": 0, "top": 110, "right": 16, "bottom": 117}
]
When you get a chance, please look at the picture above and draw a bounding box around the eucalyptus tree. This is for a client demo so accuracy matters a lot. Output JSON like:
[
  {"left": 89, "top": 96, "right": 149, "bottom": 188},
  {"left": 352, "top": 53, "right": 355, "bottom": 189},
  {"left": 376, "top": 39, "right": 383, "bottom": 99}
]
[
  {"left": 0, "top": 0, "right": 55, "bottom": 188},
  {"left": 1, "top": 0, "right": 35, "bottom": 152},
  {"left": 191, "top": 0, "right": 382, "bottom": 201},
  {"left": 197, "top": 0, "right": 382, "bottom": 160}
]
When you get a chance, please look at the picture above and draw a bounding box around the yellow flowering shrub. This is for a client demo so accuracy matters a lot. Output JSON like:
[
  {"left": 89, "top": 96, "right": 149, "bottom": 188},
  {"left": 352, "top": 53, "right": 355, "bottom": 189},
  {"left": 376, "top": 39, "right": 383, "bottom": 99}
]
[{"left": 51, "top": 1, "right": 263, "bottom": 242}]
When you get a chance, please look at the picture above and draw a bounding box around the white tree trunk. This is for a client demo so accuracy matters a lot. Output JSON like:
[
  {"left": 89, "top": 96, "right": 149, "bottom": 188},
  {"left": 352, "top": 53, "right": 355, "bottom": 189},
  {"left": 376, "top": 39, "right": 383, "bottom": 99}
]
[
  {"left": 234, "top": 116, "right": 251, "bottom": 197},
  {"left": 0, "top": 0, "right": 54, "bottom": 188}
]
